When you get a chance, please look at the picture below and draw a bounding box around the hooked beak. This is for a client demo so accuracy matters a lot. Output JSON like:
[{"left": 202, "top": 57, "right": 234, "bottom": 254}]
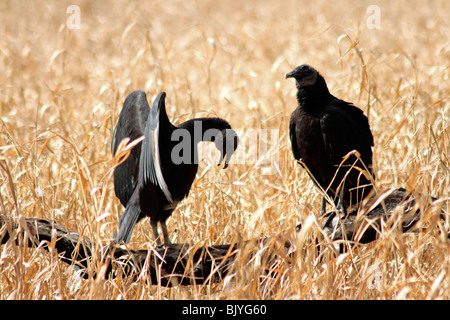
[
  {"left": 285, "top": 70, "right": 296, "bottom": 79},
  {"left": 217, "top": 151, "right": 232, "bottom": 169},
  {"left": 215, "top": 129, "right": 239, "bottom": 169}
]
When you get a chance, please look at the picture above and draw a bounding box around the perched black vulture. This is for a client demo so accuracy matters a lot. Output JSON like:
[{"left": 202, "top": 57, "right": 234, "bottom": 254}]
[
  {"left": 111, "top": 90, "right": 239, "bottom": 245},
  {"left": 286, "top": 64, "right": 374, "bottom": 215}
]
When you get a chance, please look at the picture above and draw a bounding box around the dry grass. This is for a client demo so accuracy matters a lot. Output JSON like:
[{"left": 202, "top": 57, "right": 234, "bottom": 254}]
[{"left": 0, "top": 0, "right": 449, "bottom": 300}]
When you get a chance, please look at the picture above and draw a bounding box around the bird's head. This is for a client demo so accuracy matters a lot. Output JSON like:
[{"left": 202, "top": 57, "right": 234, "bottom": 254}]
[
  {"left": 214, "top": 128, "right": 239, "bottom": 169},
  {"left": 285, "top": 64, "right": 319, "bottom": 89}
]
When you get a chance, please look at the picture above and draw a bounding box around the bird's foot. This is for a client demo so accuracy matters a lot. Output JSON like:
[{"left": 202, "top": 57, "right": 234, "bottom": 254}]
[
  {"left": 155, "top": 241, "right": 172, "bottom": 250},
  {"left": 336, "top": 198, "right": 347, "bottom": 218},
  {"left": 319, "top": 197, "right": 327, "bottom": 218}
]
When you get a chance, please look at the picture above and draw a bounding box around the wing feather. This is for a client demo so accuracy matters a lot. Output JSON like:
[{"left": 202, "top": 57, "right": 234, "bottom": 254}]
[
  {"left": 139, "top": 92, "right": 174, "bottom": 203},
  {"left": 112, "top": 90, "right": 150, "bottom": 207},
  {"left": 320, "top": 100, "right": 373, "bottom": 168},
  {"left": 289, "top": 115, "right": 301, "bottom": 161}
]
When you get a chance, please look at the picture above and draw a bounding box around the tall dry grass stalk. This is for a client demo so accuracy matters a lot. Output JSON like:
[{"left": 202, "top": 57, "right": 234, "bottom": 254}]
[{"left": 0, "top": 0, "right": 448, "bottom": 299}]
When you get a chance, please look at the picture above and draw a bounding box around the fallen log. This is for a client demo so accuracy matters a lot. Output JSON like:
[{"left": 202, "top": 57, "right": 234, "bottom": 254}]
[
  {"left": 308, "top": 187, "right": 448, "bottom": 244},
  {"left": 1, "top": 188, "right": 447, "bottom": 285},
  {"left": 0, "top": 215, "right": 243, "bottom": 285},
  {"left": 0, "top": 215, "right": 290, "bottom": 286}
]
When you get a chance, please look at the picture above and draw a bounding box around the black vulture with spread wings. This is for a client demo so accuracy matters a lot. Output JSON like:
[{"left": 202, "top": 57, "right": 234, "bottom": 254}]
[{"left": 111, "top": 90, "right": 238, "bottom": 245}]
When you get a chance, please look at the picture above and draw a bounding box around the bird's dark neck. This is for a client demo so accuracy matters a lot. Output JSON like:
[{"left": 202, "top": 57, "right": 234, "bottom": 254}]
[
  {"left": 177, "top": 117, "right": 231, "bottom": 144},
  {"left": 296, "top": 75, "right": 333, "bottom": 113}
]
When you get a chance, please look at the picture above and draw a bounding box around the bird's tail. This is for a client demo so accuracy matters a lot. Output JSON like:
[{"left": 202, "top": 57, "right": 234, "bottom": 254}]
[{"left": 112, "top": 205, "right": 141, "bottom": 244}]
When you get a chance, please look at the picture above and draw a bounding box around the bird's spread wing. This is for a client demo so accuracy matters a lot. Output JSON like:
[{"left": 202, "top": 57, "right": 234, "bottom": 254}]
[
  {"left": 140, "top": 92, "right": 174, "bottom": 203},
  {"left": 112, "top": 90, "right": 150, "bottom": 207}
]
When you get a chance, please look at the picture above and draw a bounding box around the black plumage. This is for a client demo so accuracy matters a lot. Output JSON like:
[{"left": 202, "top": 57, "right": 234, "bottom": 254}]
[
  {"left": 286, "top": 64, "right": 374, "bottom": 215},
  {"left": 111, "top": 90, "right": 239, "bottom": 245}
]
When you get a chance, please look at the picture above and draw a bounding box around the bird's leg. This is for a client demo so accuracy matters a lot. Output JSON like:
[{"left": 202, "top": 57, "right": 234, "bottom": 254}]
[
  {"left": 336, "top": 185, "right": 347, "bottom": 218},
  {"left": 160, "top": 220, "right": 172, "bottom": 246},
  {"left": 150, "top": 219, "right": 162, "bottom": 246},
  {"left": 319, "top": 197, "right": 327, "bottom": 217}
]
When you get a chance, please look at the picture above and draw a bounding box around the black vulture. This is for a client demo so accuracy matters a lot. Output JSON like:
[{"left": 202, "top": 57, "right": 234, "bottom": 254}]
[
  {"left": 111, "top": 90, "right": 239, "bottom": 246},
  {"left": 286, "top": 64, "right": 374, "bottom": 215}
]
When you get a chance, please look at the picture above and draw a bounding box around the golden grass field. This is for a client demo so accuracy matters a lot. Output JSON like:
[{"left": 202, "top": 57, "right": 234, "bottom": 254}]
[{"left": 0, "top": 0, "right": 449, "bottom": 300}]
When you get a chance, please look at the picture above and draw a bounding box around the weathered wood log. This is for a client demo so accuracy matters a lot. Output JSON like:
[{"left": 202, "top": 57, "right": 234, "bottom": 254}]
[
  {"left": 0, "top": 215, "right": 243, "bottom": 285},
  {"left": 0, "top": 216, "right": 93, "bottom": 267},
  {"left": 316, "top": 187, "right": 448, "bottom": 244},
  {"left": 1, "top": 188, "right": 447, "bottom": 285},
  {"left": 0, "top": 215, "right": 290, "bottom": 286}
]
